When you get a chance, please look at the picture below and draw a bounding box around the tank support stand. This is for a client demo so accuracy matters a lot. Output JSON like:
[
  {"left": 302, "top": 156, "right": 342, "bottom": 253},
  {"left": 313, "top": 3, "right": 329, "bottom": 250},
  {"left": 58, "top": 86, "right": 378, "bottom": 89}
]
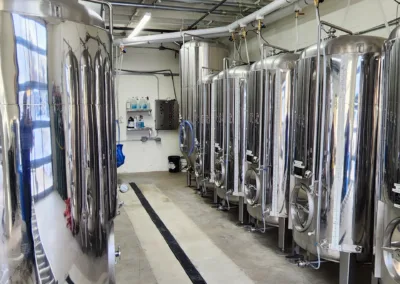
[
  {"left": 186, "top": 170, "right": 192, "bottom": 187},
  {"left": 278, "top": 217, "right": 291, "bottom": 252},
  {"left": 238, "top": 197, "right": 248, "bottom": 224},
  {"left": 339, "top": 252, "right": 356, "bottom": 284}
]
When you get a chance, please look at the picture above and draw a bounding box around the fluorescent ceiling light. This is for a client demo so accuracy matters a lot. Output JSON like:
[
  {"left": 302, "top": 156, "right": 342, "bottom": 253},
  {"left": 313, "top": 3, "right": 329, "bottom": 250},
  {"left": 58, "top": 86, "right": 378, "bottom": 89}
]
[{"left": 128, "top": 12, "right": 151, "bottom": 39}]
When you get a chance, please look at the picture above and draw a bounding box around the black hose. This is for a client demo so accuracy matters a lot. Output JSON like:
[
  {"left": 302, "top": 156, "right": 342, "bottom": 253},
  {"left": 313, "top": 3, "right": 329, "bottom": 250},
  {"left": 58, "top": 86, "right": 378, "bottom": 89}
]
[{"left": 119, "top": 69, "right": 178, "bottom": 100}]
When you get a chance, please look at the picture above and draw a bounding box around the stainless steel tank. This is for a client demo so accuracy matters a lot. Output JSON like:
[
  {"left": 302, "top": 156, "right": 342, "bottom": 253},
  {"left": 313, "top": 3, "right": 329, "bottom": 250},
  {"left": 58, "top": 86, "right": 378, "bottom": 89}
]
[
  {"left": 375, "top": 26, "right": 400, "bottom": 284},
  {"left": 213, "top": 64, "right": 250, "bottom": 205},
  {"left": 179, "top": 41, "right": 228, "bottom": 186},
  {"left": 291, "top": 35, "right": 383, "bottom": 262},
  {"left": 245, "top": 53, "right": 299, "bottom": 232},
  {"left": 0, "top": 0, "right": 117, "bottom": 283},
  {"left": 196, "top": 73, "right": 217, "bottom": 190}
]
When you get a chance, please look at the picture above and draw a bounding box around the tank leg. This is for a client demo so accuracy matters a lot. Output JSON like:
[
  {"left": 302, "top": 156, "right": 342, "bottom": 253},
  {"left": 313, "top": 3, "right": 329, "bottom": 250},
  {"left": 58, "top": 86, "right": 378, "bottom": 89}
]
[
  {"left": 238, "top": 197, "right": 244, "bottom": 223},
  {"left": 196, "top": 177, "right": 201, "bottom": 191},
  {"left": 218, "top": 199, "right": 227, "bottom": 211},
  {"left": 286, "top": 243, "right": 303, "bottom": 263},
  {"left": 213, "top": 186, "right": 218, "bottom": 204},
  {"left": 278, "top": 217, "right": 290, "bottom": 252},
  {"left": 371, "top": 276, "right": 379, "bottom": 284},
  {"left": 339, "top": 252, "right": 356, "bottom": 284},
  {"left": 200, "top": 181, "right": 207, "bottom": 197},
  {"left": 187, "top": 170, "right": 192, "bottom": 187}
]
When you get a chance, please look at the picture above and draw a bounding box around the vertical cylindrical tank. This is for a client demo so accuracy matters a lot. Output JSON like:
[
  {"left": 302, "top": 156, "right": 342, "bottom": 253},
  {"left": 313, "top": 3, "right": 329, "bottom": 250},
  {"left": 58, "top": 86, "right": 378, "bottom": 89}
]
[
  {"left": 179, "top": 41, "right": 228, "bottom": 177},
  {"left": 375, "top": 26, "right": 400, "bottom": 284},
  {"left": 213, "top": 64, "right": 250, "bottom": 204},
  {"left": 291, "top": 35, "right": 383, "bottom": 262},
  {"left": 245, "top": 53, "right": 299, "bottom": 227},
  {"left": 196, "top": 73, "right": 217, "bottom": 183},
  {"left": 0, "top": 1, "right": 117, "bottom": 282}
]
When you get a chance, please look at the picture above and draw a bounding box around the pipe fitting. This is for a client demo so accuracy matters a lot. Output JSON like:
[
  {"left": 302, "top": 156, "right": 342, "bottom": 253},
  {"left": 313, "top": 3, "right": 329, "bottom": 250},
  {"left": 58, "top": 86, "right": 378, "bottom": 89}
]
[{"left": 297, "top": 261, "right": 308, "bottom": 268}]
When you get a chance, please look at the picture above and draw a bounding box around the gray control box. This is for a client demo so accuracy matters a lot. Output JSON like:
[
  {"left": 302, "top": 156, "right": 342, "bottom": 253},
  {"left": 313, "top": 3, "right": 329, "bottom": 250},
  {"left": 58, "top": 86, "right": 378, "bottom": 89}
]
[{"left": 154, "top": 99, "right": 179, "bottom": 130}]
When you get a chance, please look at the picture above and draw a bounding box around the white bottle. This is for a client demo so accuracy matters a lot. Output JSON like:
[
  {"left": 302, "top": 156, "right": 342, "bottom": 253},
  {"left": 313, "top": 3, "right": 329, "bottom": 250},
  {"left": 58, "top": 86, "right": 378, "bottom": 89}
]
[
  {"left": 145, "top": 97, "right": 151, "bottom": 110},
  {"left": 139, "top": 97, "right": 145, "bottom": 109},
  {"left": 126, "top": 99, "right": 131, "bottom": 109},
  {"left": 131, "top": 97, "right": 138, "bottom": 110}
]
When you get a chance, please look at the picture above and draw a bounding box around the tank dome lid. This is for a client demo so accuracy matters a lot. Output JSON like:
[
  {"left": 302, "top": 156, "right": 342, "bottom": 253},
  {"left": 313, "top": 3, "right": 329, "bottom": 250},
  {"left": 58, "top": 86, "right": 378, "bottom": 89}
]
[
  {"left": 227, "top": 64, "right": 250, "bottom": 79},
  {"left": 213, "top": 64, "right": 249, "bottom": 80},
  {"left": 389, "top": 25, "right": 400, "bottom": 40},
  {"left": 324, "top": 35, "right": 384, "bottom": 55},
  {"left": 201, "top": 72, "right": 218, "bottom": 84},
  {"left": 250, "top": 53, "right": 299, "bottom": 71},
  {"left": 299, "top": 41, "right": 327, "bottom": 59},
  {"left": 0, "top": 0, "right": 104, "bottom": 27}
]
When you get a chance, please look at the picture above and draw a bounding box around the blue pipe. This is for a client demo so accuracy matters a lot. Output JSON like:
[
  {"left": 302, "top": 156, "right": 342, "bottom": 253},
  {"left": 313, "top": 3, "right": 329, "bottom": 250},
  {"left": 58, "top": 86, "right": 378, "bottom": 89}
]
[{"left": 179, "top": 120, "right": 194, "bottom": 156}]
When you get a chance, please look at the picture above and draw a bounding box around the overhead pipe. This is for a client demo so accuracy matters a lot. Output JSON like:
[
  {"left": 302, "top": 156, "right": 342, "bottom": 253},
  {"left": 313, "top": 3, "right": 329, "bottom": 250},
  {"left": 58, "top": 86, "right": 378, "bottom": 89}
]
[
  {"left": 355, "top": 16, "right": 400, "bottom": 35},
  {"left": 84, "top": 0, "right": 113, "bottom": 36},
  {"left": 115, "top": 0, "right": 313, "bottom": 46},
  {"left": 162, "top": 0, "right": 260, "bottom": 9},
  {"left": 107, "top": 1, "right": 238, "bottom": 15}
]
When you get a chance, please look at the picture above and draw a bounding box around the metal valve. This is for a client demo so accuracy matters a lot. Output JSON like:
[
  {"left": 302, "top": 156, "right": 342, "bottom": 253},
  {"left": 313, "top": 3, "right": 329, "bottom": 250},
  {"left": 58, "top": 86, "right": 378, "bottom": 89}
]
[
  {"left": 115, "top": 246, "right": 122, "bottom": 264},
  {"left": 304, "top": 170, "right": 312, "bottom": 179}
]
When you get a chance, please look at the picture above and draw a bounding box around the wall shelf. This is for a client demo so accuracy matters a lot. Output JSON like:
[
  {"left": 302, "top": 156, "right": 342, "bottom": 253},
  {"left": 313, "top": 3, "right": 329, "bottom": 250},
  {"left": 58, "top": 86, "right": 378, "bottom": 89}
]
[
  {"left": 127, "top": 127, "right": 152, "bottom": 132},
  {"left": 126, "top": 109, "right": 152, "bottom": 115}
]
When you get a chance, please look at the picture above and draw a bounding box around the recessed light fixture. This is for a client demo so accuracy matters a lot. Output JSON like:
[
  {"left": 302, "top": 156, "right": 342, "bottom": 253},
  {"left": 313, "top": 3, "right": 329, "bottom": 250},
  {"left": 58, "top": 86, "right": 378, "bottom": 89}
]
[{"left": 128, "top": 12, "right": 151, "bottom": 39}]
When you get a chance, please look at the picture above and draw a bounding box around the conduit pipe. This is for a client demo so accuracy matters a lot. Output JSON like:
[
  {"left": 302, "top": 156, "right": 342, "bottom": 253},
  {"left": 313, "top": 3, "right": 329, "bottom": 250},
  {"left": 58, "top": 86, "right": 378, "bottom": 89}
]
[
  {"left": 108, "top": 1, "right": 237, "bottom": 15},
  {"left": 115, "top": 0, "right": 314, "bottom": 46}
]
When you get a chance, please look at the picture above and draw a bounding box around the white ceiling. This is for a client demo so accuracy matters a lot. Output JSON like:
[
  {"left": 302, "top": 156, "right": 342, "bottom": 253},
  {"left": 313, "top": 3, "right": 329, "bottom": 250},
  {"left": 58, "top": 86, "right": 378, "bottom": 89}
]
[{"left": 94, "top": 0, "right": 274, "bottom": 37}]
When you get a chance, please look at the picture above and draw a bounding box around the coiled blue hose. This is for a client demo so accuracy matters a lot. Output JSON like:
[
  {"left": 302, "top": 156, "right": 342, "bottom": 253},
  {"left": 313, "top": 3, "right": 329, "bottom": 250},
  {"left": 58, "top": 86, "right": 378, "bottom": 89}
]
[
  {"left": 116, "top": 119, "right": 125, "bottom": 168},
  {"left": 179, "top": 120, "right": 194, "bottom": 156}
]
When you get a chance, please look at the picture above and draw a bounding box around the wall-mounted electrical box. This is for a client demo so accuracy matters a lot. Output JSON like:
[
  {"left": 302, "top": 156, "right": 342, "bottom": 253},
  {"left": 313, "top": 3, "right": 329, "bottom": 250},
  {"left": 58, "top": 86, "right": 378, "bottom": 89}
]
[{"left": 154, "top": 99, "right": 179, "bottom": 130}]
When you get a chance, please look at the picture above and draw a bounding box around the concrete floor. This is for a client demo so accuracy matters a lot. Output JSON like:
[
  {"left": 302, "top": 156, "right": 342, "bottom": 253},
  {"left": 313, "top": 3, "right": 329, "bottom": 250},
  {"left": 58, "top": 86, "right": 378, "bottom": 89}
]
[{"left": 115, "top": 172, "right": 372, "bottom": 284}]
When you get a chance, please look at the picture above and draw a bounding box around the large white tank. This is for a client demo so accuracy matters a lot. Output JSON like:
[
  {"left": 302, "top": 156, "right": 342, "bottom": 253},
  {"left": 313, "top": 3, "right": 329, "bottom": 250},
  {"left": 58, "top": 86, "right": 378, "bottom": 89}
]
[
  {"left": 375, "top": 25, "right": 400, "bottom": 284},
  {"left": 245, "top": 53, "right": 298, "bottom": 250},
  {"left": 213, "top": 64, "right": 250, "bottom": 208},
  {"left": 0, "top": 0, "right": 117, "bottom": 282},
  {"left": 179, "top": 41, "right": 228, "bottom": 187},
  {"left": 291, "top": 35, "right": 383, "bottom": 263}
]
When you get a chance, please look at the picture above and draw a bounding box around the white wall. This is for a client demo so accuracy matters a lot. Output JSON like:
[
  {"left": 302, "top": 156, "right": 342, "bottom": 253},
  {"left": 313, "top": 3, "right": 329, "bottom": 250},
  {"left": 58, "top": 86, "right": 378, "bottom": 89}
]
[
  {"left": 236, "top": 0, "right": 399, "bottom": 61},
  {"left": 116, "top": 47, "right": 181, "bottom": 173}
]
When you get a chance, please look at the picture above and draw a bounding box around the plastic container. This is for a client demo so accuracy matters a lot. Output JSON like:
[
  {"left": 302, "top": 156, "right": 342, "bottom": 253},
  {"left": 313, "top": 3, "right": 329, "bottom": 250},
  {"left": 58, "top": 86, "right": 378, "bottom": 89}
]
[
  {"left": 131, "top": 97, "right": 138, "bottom": 110},
  {"left": 127, "top": 117, "right": 135, "bottom": 129},
  {"left": 146, "top": 97, "right": 151, "bottom": 109},
  {"left": 140, "top": 97, "right": 147, "bottom": 109},
  {"left": 168, "top": 156, "right": 181, "bottom": 173}
]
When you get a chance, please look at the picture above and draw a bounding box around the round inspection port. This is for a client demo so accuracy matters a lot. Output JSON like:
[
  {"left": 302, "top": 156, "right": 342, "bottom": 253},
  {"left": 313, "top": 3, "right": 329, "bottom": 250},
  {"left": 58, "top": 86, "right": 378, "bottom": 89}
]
[
  {"left": 214, "top": 159, "right": 226, "bottom": 187},
  {"left": 290, "top": 184, "right": 314, "bottom": 232},
  {"left": 383, "top": 217, "right": 400, "bottom": 282},
  {"left": 244, "top": 169, "right": 261, "bottom": 206}
]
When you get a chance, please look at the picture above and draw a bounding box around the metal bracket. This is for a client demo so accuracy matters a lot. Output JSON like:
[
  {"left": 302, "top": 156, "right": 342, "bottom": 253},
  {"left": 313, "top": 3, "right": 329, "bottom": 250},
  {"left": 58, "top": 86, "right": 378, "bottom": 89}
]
[
  {"left": 328, "top": 243, "right": 363, "bottom": 253},
  {"left": 293, "top": 160, "right": 306, "bottom": 179},
  {"left": 392, "top": 183, "right": 400, "bottom": 194}
]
